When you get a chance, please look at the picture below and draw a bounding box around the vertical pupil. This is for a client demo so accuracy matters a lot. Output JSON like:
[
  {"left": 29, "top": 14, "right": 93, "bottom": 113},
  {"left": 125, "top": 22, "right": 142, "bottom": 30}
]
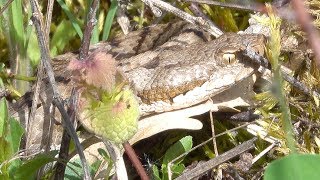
[{"left": 222, "top": 53, "right": 236, "bottom": 65}]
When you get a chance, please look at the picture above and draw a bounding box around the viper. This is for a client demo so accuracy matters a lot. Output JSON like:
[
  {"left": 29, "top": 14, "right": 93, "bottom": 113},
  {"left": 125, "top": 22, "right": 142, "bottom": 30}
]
[
  {"left": 22, "top": 21, "right": 264, "bottom": 117},
  {"left": 8, "top": 21, "right": 265, "bottom": 149}
]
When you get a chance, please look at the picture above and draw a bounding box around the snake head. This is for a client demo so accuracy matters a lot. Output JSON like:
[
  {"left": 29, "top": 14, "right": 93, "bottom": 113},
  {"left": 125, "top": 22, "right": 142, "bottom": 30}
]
[{"left": 214, "top": 33, "right": 266, "bottom": 67}]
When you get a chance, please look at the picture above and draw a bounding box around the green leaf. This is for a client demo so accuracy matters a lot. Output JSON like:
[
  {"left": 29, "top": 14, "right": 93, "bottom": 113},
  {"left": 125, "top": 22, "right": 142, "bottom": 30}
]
[
  {"left": 10, "top": 0, "right": 24, "bottom": 50},
  {"left": 65, "top": 159, "right": 83, "bottom": 180},
  {"left": 0, "top": 95, "right": 9, "bottom": 177},
  {"left": 64, "top": 158, "right": 98, "bottom": 180},
  {"left": 97, "top": 148, "right": 113, "bottom": 179},
  {"left": 8, "top": 118, "right": 24, "bottom": 153},
  {"left": 0, "top": 112, "right": 23, "bottom": 178},
  {"left": 8, "top": 0, "right": 30, "bottom": 94},
  {"left": 0, "top": 117, "right": 24, "bottom": 161},
  {"left": 102, "top": 0, "right": 118, "bottom": 40},
  {"left": 97, "top": 148, "right": 109, "bottom": 159},
  {"left": 161, "top": 136, "right": 193, "bottom": 179},
  {"left": 162, "top": 136, "right": 193, "bottom": 164},
  {"left": 170, "top": 163, "right": 185, "bottom": 178},
  {"left": 91, "top": 24, "right": 99, "bottom": 44},
  {"left": 0, "top": 77, "right": 10, "bottom": 164},
  {"left": 0, "top": 78, "right": 6, "bottom": 137},
  {"left": 90, "top": 160, "right": 102, "bottom": 177},
  {"left": 0, "top": 172, "right": 9, "bottom": 180},
  {"left": 57, "top": 0, "right": 83, "bottom": 39},
  {"left": 7, "top": 158, "right": 22, "bottom": 179},
  {"left": 24, "top": 5, "right": 39, "bottom": 67},
  {"left": 13, "top": 151, "right": 58, "bottom": 180},
  {"left": 151, "top": 164, "right": 161, "bottom": 180},
  {"left": 265, "top": 154, "right": 320, "bottom": 180},
  {"left": 201, "top": 4, "right": 238, "bottom": 32},
  {"left": 50, "top": 20, "right": 77, "bottom": 56},
  {"left": 26, "top": 29, "right": 40, "bottom": 67}
]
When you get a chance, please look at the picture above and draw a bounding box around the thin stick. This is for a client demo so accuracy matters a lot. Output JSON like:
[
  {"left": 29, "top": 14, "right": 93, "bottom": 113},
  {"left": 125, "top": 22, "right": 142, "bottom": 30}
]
[
  {"left": 0, "top": 0, "right": 14, "bottom": 15},
  {"left": 54, "top": 89, "right": 78, "bottom": 179},
  {"left": 184, "top": 0, "right": 295, "bottom": 22},
  {"left": 188, "top": 2, "right": 221, "bottom": 33},
  {"left": 45, "top": 0, "right": 54, "bottom": 39},
  {"left": 175, "top": 138, "right": 257, "bottom": 180},
  {"left": 209, "top": 110, "right": 222, "bottom": 178},
  {"left": 79, "top": 0, "right": 100, "bottom": 60},
  {"left": 243, "top": 49, "right": 320, "bottom": 99},
  {"left": 103, "top": 140, "right": 128, "bottom": 180},
  {"left": 27, "top": 0, "right": 54, "bottom": 158},
  {"left": 142, "top": 0, "right": 223, "bottom": 37},
  {"left": 209, "top": 111, "right": 219, "bottom": 156},
  {"left": 0, "top": 88, "right": 9, "bottom": 99},
  {"left": 169, "top": 122, "right": 253, "bottom": 167},
  {"left": 184, "top": 0, "right": 263, "bottom": 12},
  {"left": 52, "top": 97, "right": 91, "bottom": 180},
  {"left": 123, "top": 142, "right": 149, "bottom": 180},
  {"left": 29, "top": 1, "right": 91, "bottom": 179}
]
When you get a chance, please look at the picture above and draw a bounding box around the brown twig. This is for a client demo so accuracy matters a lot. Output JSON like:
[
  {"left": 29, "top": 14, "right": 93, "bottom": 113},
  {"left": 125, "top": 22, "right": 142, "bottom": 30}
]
[
  {"left": 184, "top": 0, "right": 295, "bottom": 22},
  {"left": 52, "top": 97, "right": 91, "bottom": 180},
  {"left": 29, "top": 1, "right": 56, "bottom": 89},
  {"left": 184, "top": 0, "right": 289, "bottom": 12},
  {"left": 29, "top": 1, "right": 91, "bottom": 179},
  {"left": 26, "top": 0, "right": 51, "bottom": 161},
  {"left": 103, "top": 140, "right": 128, "bottom": 179},
  {"left": 26, "top": 0, "right": 54, "bottom": 155},
  {"left": 209, "top": 111, "right": 219, "bottom": 158},
  {"left": 79, "top": 0, "right": 100, "bottom": 61},
  {"left": 0, "top": 0, "right": 14, "bottom": 15},
  {"left": 54, "top": 89, "right": 78, "bottom": 179},
  {"left": 142, "top": 0, "right": 223, "bottom": 37},
  {"left": 169, "top": 122, "right": 254, "bottom": 171},
  {"left": 243, "top": 49, "right": 320, "bottom": 99},
  {"left": 184, "top": 0, "right": 263, "bottom": 12},
  {"left": 187, "top": 2, "right": 221, "bottom": 33},
  {"left": 188, "top": 2, "right": 209, "bottom": 19},
  {"left": 123, "top": 142, "right": 149, "bottom": 180},
  {"left": 44, "top": 0, "right": 54, "bottom": 39},
  {"left": 175, "top": 138, "right": 257, "bottom": 180},
  {"left": 0, "top": 88, "right": 9, "bottom": 99},
  {"left": 291, "top": 0, "right": 320, "bottom": 66}
]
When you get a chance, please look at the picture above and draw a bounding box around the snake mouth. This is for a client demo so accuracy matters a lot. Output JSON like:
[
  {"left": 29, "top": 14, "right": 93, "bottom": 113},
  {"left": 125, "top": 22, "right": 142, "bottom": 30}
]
[{"left": 138, "top": 62, "right": 255, "bottom": 115}]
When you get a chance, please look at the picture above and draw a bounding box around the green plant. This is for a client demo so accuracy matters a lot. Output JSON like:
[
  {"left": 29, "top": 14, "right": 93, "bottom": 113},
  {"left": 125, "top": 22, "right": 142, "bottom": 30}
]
[
  {"left": 0, "top": 75, "right": 24, "bottom": 179},
  {"left": 151, "top": 135, "right": 193, "bottom": 180},
  {"left": 261, "top": 4, "right": 320, "bottom": 179}
]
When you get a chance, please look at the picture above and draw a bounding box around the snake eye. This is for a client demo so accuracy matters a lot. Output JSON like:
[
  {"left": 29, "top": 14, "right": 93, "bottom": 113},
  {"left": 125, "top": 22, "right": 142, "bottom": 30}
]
[{"left": 222, "top": 53, "right": 236, "bottom": 65}]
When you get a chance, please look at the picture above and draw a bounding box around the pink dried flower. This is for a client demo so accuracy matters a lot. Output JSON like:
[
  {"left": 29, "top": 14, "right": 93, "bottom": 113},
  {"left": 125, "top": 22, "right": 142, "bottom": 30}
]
[
  {"left": 68, "top": 51, "right": 117, "bottom": 92},
  {"left": 111, "top": 101, "right": 127, "bottom": 115},
  {"left": 68, "top": 58, "right": 86, "bottom": 70}
]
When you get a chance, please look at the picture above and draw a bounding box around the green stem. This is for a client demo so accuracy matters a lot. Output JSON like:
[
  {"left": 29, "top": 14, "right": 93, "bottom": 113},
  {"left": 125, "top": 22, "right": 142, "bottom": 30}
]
[
  {"left": 273, "top": 68, "right": 296, "bottom": 153},
  {"left": 0, "top": 73, "right": 36, "bottom": 82}
]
